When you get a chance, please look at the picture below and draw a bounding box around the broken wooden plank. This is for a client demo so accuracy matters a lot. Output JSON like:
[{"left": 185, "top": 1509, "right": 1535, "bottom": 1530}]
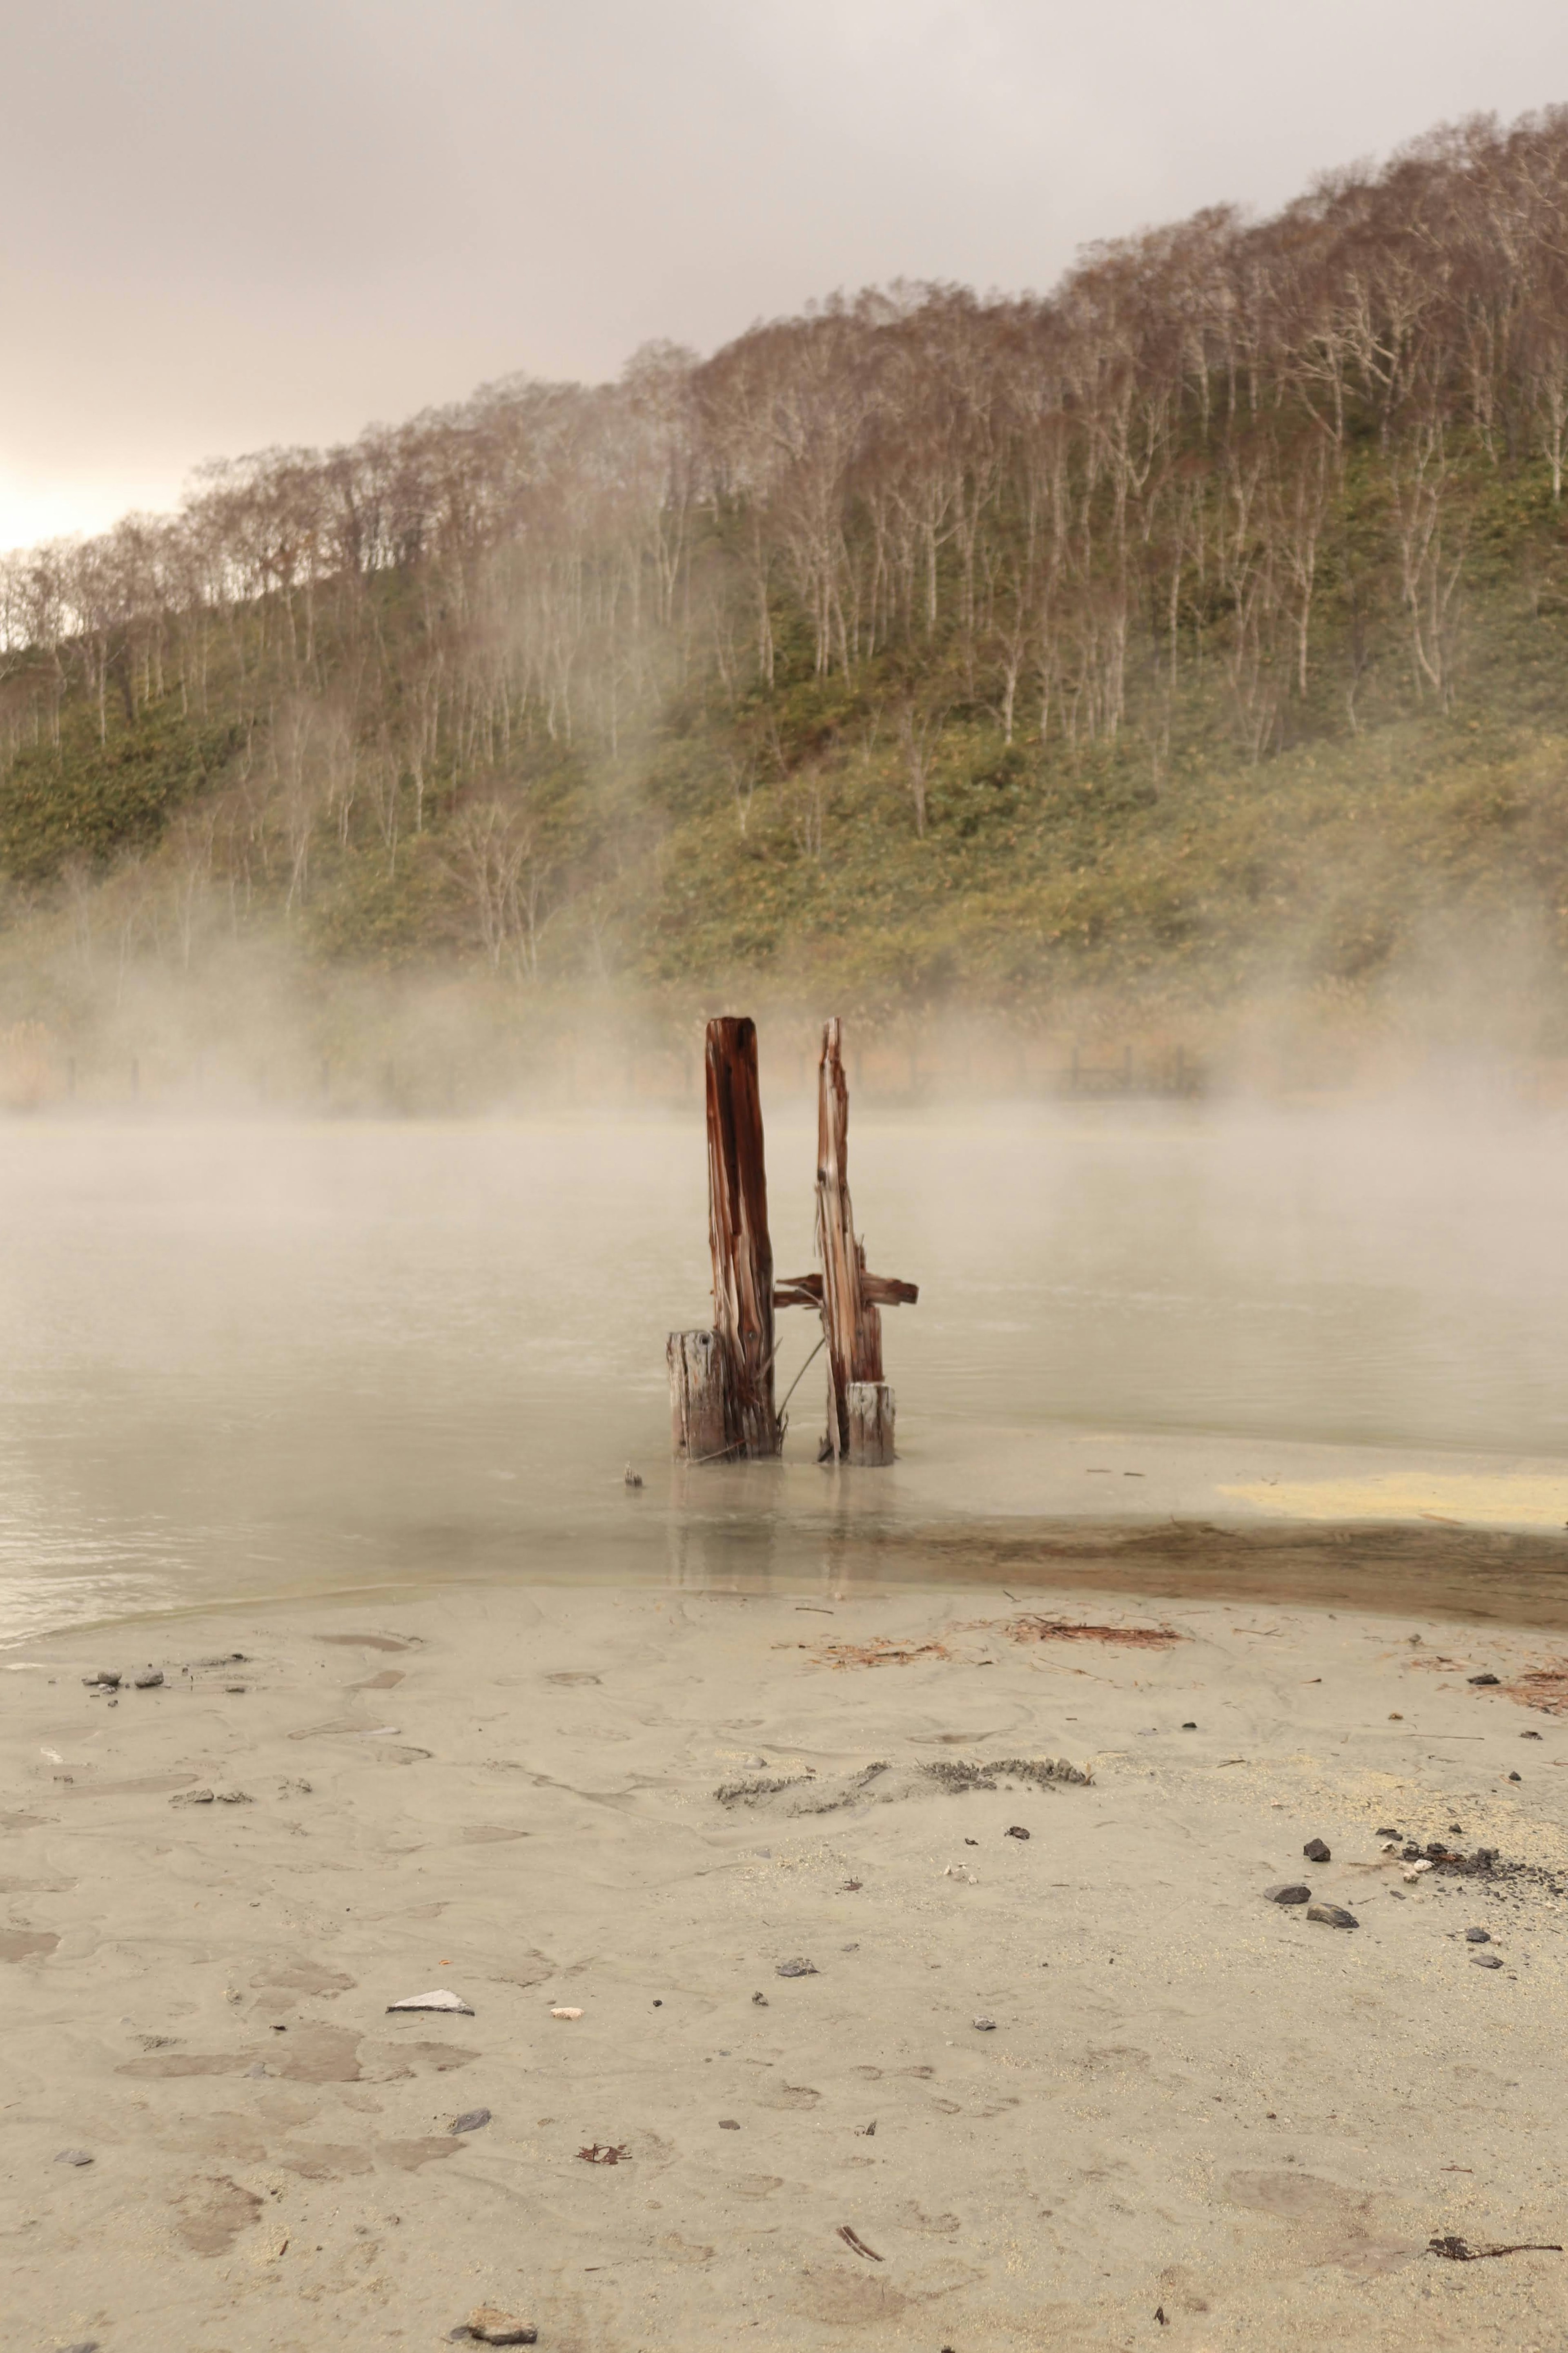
[{"left": 775, "top": 1271, "right": 918, "bottom": 1311}]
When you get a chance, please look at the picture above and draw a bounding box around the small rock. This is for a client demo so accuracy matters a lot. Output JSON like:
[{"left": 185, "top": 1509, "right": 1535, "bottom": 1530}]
[
  {"left": 1302, "top": 1838, "right": 1331, "bottom": 1862},
  {"left": 1180, "top": 1721, "right": 1197, "bottom": 1730},
  {"left": 171, "top": 1789, "right": 215, "bottom": 1807},
  {"left": 54, "top": 2148, "right": 93, "bottom": 2166},
  {"left": 387, "top": 1989, "right": 475, "bottom": 2014},
  {"left": 1464, "top": 1927, "right": 1490, "bottom": 1943},
  {"left": 1264, "top": 1882, "right": 1312, "bottom": 1906},
  {"left": 751, "top": 1992, "right": 768, "bottom": 2005},
  {"left": 1522, "top": 1730, "right": 1542, "bottom": 1739},
  {"left": 83, "top": 1671, "right": 119, "bottom": 1689},
  {"left": 1468, "top": 1673, "right": 1500, "bottom": 1686},
  {"left": 775, "top": 1958, "right": 817, "bottom": 1978},
  {"left": 1509, "top": 1771, "right": 1522, "bottom": 1782},
  {"left": 215, "top": 1790, "right": 253, "bottom": 1804},
  {"left": 549, "top": 2006, "right": 583, "bottom": 2020},
  {"left": 718, "top": 2118, "right": 740, "bottom": 2129},
  {"left": 1375, "top": 1826, "right": 1401, "bottom": 1837},
  {"left": 133, "top": 1669, "right": 164, "bottom": 1688},
  {"left": 467, "top": 2306, "right": 537, "bottom": 2344},
  {"left": 973, "top": 2016, "right": 996, "bottom": 2030},
  {"left": 245, "top": 2063, "right": 268, "bottom": 2078},
  {"left": 450, "top": 2108, "right": 491, "bottom": 2134},
  {"left": 623, "top": 1464, "right": 643, "bottom": 1488},
  {"left": 225, "top": 1684, "right": 247, "bottom": 1695},
  {"left": 1004, "top": 1825, "right": 1031, "bottom": 1840},
  {"left": 59, "top": 2342, "right": 100, "bottom": 2353},
  {"left": 1306, "top": 1903, "right": 1358, "bottom": 1929},
  {"left": 1472, "top": 1953, "right": 1504, "bottom": 1969}
]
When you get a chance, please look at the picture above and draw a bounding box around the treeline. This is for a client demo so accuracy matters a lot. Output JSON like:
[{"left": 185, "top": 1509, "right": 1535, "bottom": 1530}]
[{"left": 3, "top": 107, "right": 1568, "bottom": 992}]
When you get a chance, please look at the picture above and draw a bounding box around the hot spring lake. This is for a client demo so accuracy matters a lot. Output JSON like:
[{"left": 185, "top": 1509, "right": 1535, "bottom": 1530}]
[{"left": 3, "top": 1100, "right": 1568, "bottom": 1646}]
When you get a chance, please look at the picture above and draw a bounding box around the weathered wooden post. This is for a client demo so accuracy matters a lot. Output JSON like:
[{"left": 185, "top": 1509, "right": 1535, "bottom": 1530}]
[
  {"left": 811, "top": 1018, "right": 918, "bottom": 1466},
  {"left": 667, "top": 1016, "right": 782, "bottom": 1461}
]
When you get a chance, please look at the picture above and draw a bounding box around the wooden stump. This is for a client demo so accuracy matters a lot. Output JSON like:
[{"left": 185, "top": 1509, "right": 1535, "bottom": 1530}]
[
  {"left": 816, "top": 1017, "right": 882, "bottom": 1459},
  {"left": 668, "top": 1329, "right": 728, "bottom": 1463},
  {"left": 845, "top": 1380, "right": 895, "bottom": 1467},
  {"left": 706, "top": 1016, "right": 781, "bottom": 1457},
  {"left": 666, "top": 1017, "right": 782, "bottom": 1464}
]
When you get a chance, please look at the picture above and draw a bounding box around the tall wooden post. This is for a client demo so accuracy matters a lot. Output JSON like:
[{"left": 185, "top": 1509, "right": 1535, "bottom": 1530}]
[
  {"left": 706, "top": 1016, "right": 780, "bottom": 1456},
  {"left": 816, "top": 1017, "right": 895, "bottom": 1465},
  {"left": 667, "top": 1016, "right": 781, "bottom": 1461}
]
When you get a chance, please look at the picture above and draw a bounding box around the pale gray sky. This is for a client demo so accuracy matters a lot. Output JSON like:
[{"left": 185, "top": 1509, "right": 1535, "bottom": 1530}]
[{"left": 5, "top": 0, "right": 1567, "bottom": 549}]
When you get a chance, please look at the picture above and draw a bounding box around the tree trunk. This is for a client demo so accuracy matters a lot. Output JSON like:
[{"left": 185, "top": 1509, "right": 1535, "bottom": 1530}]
[
  {"left": 815, "top": 1017, "right": 891, "bottom": 1461},
  {"left": 705, "top": 1015, "right": 780, "bottom": 1457}
]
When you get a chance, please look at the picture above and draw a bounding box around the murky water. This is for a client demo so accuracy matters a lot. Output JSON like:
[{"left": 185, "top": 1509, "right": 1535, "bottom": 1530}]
[{"left": 3, "top": 1100, "right": 1568, "bottom": 1643}]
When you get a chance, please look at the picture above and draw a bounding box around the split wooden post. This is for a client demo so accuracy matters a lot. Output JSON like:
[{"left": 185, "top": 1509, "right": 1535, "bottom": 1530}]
[
  {"left": 810, "top": 1017, "right": 918, "bottom": 1465},
  {"left": 667, "top": 1016, "right": 781, "bottom": 1461}
]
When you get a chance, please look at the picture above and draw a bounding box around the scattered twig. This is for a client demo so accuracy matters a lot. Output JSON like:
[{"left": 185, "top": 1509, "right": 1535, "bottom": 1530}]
[
  {"left": 1429, "top": 2235, "right": 1562, "bottom": 2261},
  {"left": 577, "top": 2143, "right": 630, "bottom": 2166},
  {"left": 837, "top": 2224, "right": 883, "bottom": 2262}
]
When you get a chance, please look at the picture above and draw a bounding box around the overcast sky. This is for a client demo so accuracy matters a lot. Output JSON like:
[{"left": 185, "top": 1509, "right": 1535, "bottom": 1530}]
[{"left": 5, "top": 0, "right": 1567, "bottom": 551}]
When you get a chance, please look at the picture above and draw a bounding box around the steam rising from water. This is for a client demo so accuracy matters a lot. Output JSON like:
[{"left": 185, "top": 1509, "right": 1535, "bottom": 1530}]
[{"left": 1, "top": 1095, "right": 1565, "bottom": 1645}]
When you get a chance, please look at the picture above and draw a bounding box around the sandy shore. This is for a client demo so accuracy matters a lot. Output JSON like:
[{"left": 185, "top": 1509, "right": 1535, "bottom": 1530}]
[{"left": 4, "top": 1578, "right": 1568, "bottom": 2351}]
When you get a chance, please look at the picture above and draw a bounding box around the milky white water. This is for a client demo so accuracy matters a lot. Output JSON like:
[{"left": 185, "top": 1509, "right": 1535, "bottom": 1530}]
[{"left": 2, "top": 1101, "right": 1567, "bottom": 1644}]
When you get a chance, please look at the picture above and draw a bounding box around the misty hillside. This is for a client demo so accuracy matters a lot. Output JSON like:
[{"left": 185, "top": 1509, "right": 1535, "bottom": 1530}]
[{"left": 6, "top": 106, "right": 1568, "bottom": 1082}]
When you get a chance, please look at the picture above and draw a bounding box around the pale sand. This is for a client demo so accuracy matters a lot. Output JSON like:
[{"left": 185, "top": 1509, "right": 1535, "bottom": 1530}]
[{"left": 4, "top": 1580, "right": 1568, "bottom": 2351}]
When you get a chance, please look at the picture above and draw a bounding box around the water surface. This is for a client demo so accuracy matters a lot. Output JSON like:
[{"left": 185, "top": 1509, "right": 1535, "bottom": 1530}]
[{"left": 3, "top": 1101, "right": 1567, "bottom": 1642}]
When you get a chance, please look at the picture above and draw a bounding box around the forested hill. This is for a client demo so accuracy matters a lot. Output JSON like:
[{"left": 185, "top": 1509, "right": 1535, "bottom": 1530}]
[{"left": 6, "top": 106, "right": 1568, "bottom": 1062}]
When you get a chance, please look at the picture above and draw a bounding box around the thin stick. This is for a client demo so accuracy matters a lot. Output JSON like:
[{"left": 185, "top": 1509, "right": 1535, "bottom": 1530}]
[{"left": 778, "top": 1335, "right": 826, "bottom": 1419}]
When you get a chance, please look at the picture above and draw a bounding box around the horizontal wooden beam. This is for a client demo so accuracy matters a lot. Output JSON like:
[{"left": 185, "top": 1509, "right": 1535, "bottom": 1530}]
[{"left": 774, "top": 1272, "right": 919, "bottom": 1310}]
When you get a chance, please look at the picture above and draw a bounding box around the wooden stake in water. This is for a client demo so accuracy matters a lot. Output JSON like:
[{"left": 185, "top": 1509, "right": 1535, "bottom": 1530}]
[
  {"left": 793, "top": 1019, "right": 918, "bottom": 1466},
  {"left": 668, "top": 1016, "right": 781, "bottom": 1460}
]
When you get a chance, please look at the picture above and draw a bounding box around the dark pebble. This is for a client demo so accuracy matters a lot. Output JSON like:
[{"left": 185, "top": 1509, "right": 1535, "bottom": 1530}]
[
  {"left": 1464, "top": 1927, "right": 1490, "bottom": 1943},
  {"left": 1376, "top": 1826, "right": 1400, "bottom": 1837},
  {"left": 1522, "top": 1731, "right": 1542, "bottom": 1740},
  {"left": 1306, "top": 1903, "right": 1358, "bottom": 1929},
  {"left": 450, "top": 2108, "right": 491, "bottom": 2134},
  {"left": 1472, "top": 1953, "right": 1505, "bottom": 1969},
  {"left": 1509, "top": 1772, "right": 1522, "bottom": 1782},
  {"left": 775, "top": 1958, "right": 817, "bottom": 1978},
  {"left": 1265, "top": 1882, "right": 1311, "bottom": 1906},
  {"left": 1005, "top": 1825, "right": 1031, "bottom": 1840},
  {"left": 973, "top": 2016, "right": 996, "bottom": 2030},
  {"left": 133, "top": 1669, "right": 164, "bottom": 1689},
  {"left": 718, "top": 2118, "right": 740, "bottom": 2129},
  {"left": 1469, "top": 1673, "right": 1500, "bottom": 1686},
  {"left": 1303, "top": 1838, "right": 1331, "bottom": 1862},
  {"left": 1180, "top": 1722, "right": 1197, "bottom": 1730}
]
